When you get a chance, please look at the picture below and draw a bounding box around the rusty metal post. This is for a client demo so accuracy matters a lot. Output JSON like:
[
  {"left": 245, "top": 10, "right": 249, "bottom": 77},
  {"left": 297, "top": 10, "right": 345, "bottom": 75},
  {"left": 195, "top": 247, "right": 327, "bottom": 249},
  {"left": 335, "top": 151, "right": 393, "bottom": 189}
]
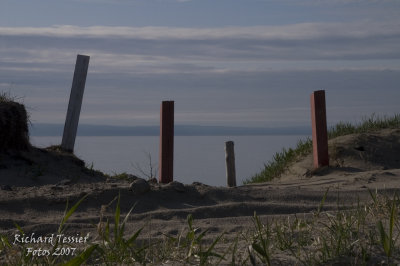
[
  {"left": 159, "top": 101, "right": 174, "bottom": 183},
  {"left": 61, "top": 54, "right": 90, "bottom": 153},
  {"left": 310, "top": 90, "right": 329, "bottom": 168}
]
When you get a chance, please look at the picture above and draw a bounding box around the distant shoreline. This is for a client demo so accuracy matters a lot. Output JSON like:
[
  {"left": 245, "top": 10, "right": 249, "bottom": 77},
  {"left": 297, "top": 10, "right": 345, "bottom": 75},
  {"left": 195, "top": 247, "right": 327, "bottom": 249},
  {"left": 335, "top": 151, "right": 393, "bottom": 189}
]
[{"left": 30, "top": 123, "right": 311, "bottom": 137}]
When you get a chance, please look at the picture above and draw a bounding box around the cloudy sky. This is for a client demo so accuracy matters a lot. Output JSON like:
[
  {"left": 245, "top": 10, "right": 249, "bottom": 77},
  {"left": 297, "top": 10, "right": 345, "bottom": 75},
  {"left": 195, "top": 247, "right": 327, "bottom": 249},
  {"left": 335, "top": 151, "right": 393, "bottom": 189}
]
[{"left": 1, "top": 0, "right": 400, "bottom": 129}]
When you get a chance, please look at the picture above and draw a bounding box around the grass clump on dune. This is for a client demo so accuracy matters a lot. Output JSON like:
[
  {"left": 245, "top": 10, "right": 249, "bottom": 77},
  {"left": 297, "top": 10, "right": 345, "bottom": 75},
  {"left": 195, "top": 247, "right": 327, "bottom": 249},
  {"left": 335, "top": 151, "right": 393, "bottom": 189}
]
[
  {"left": 244, "top": 113, "right": 400, "bottom": 184},
  {"left": 0, "top": 91, "right": 23, "bottom": 104},
  {"left": 328, "top": 113, "right": 400, "bottom": 139},
  {"left": 0, "top": 92, "right": 13, "bottom": 103},
  {"left": 244, "top": 138, "right": 312, "bottom": 184}
]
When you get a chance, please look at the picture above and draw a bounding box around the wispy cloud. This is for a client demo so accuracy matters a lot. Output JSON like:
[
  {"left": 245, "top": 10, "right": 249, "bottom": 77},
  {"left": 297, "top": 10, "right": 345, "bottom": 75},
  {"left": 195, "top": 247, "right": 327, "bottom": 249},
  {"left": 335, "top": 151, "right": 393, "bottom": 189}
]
[
  {"left": 1, "top": 21, "right": 400, "bottom": 74},
  {"left": 1, "top": 22, "right": 400, "bottom": 126},
  {"left": 1, "top": 21, "right": 399, "bottom": 40}
]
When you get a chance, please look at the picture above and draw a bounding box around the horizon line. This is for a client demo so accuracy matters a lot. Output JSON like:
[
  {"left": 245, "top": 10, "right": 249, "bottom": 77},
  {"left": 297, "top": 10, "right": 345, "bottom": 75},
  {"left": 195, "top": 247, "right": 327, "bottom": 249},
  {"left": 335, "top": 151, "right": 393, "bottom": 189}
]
[{"left": 29, "top": 123, "right": 312, "bottom": 137}]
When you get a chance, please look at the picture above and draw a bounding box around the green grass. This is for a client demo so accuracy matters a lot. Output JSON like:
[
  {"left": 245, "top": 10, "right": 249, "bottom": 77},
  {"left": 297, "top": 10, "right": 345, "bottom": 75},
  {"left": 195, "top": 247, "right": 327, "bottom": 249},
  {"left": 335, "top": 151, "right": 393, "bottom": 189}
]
[
  {"left": 0, "top": 91, "right": 32, "bottom": 130},
  {"left": 108, "top": 172, "right": 133, "bottom": 180},
  {"left": 1, "top": 190, "right": 399, "bottom": 265},
  {"left": 328, "top": 113, "right": 400, "bottom": 139},
  {"left": 244, "top": 138, "right": 312, "bottom": 184},
  {"left": 244, "top": 113, "right": 400, "bottom": 184},
  {"left": 0, "top": 91, "right": 22, "bottom": 104},
  {"left": 0, "top": 92, "right": 13, "bottom": 103}
]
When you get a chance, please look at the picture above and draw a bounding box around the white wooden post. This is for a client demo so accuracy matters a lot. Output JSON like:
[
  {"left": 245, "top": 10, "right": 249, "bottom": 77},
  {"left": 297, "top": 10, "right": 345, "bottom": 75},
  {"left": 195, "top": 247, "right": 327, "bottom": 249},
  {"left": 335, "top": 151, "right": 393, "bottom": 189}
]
[
  {"left": 225, "top": 141, "right": 237, "bottom": 187},
  {"left": 61, "top": 54, "right": 90, "bottom": 152}
]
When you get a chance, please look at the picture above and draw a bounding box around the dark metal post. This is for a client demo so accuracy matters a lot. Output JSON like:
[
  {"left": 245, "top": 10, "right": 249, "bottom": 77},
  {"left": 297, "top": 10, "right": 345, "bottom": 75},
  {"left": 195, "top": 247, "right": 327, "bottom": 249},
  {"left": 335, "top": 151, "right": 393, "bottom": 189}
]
[
  {"left": 225, "top": 141, "right": 237, "bottom": 187},
  {"left": 310, "top": 90, "right": 329, "bottom": 168},
  {"left": 159, "top": 101, "right": 174, "bottom": 183}
]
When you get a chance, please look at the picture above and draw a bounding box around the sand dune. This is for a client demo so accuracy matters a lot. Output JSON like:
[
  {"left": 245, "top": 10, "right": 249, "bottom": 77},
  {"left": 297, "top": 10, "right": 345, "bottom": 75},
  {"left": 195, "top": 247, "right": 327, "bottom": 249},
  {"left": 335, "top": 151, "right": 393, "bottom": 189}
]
[{"left": 1, "top": 129, "right": 400, "bottom": 264}]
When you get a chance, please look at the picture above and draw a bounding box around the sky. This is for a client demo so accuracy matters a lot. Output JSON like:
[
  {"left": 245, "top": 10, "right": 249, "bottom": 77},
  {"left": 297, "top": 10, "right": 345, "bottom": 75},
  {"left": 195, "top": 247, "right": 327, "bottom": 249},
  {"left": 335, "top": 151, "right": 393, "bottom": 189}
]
[{"left": 1, "top": 0, "right": 400, "bottom": 129}]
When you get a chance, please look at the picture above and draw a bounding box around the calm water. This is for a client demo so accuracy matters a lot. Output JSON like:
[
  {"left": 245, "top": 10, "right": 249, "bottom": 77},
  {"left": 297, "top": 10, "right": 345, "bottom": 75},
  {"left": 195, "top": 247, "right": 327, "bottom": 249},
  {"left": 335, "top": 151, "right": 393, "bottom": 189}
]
[{"left": 30, "top": 135, "right": 309, "bottom": 186}]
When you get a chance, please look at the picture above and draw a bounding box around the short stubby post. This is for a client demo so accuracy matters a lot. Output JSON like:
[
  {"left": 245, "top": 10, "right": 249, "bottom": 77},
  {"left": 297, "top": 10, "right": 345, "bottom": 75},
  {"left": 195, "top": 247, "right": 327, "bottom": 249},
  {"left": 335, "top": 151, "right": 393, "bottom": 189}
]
[
  {"left": 225, "top": 141, "right": 237, "bottom": 187},
  {"left": 61, "top": 54, "right": 90, "bottom": 153},
  {"left": 159, "top": 101, "right": 174, "bottom": 183},
  {"left": 310, "top": 90, "right": 329, "bottom": 168}
]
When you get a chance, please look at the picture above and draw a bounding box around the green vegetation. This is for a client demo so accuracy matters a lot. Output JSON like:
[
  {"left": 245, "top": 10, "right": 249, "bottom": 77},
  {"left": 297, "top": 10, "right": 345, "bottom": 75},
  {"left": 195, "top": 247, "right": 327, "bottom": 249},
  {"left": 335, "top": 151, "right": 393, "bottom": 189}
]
[
  {"left": 0, "top": 91, "right": 23, "bottom": 104},
  {"left": 245, "top": 113, "right": 400, "bottom": 184},
  {"left": 1, "top": 190, "right": 399, "bottom": 265},
  {"left": 108, "top": 172, "right": 132, "bottom": 180},
  {"left": 46, "top": 145, "right": 64, "bottom": 152},
  {"left": 0, "top": 92, "right": 13, "bottom": 103},
  {"left": 244, "top": 138, "right": 312, "bottom": 184},
  {"left": 328, "top": 113, "right": 400, "bottom": 139}
]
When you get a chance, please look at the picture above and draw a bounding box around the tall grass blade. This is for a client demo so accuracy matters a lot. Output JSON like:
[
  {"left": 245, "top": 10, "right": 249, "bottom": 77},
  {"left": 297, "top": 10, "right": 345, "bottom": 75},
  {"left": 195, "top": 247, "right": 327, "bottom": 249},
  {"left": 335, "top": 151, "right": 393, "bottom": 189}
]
[
  {"left": 252, "top": 212, "right": 271, "bottom": 265},
  {"left": 63, "top": 244, "right": 98, "bottom": 266},
  {"left": 114, "top": 193, "right": 121, "bottom": 240},
  {"left": 122, "top": 202, "right": 137, "bottom": 227},
  {"left": 59, "top": 194, "right": 88, "bottom": 233},
  {"left": 187, "top": 214, "right": 194, "bottom": 231},
  {"left": 199, "top": 232, "right": 225, "bottom": 265},
  {"left": 248, "top": 246, "right": 257, "bottom": 266},
  {"left": 389, "top": 195, "right": 397, "bottom": 250},
  {"left": 14, "top": 223, "right": 24, "bottom": 235},
  {"left": 0, "top": 234, "right": 11, "bottom": 248},
  {"left": 368, "top": 188, "right": 378, "bottom": 205},
  {"left": 126, "top": 227, "right": 143, "bottom": 246},
  {"left": 230, "top": 235, "right": 239, "bottom": 265},
  {"left": 378, "top": 221, "right": 390, "bottom": 257},
  {"left": 317, "top": 188, "right": 329, "bottom": 217}
]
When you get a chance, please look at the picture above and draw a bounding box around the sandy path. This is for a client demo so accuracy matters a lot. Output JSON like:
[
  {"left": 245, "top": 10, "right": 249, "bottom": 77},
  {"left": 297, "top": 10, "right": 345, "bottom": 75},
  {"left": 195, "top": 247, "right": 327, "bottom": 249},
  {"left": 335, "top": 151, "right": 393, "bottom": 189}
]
[{"left": 2, "top": 168, "right": 400, "bottom": 241}]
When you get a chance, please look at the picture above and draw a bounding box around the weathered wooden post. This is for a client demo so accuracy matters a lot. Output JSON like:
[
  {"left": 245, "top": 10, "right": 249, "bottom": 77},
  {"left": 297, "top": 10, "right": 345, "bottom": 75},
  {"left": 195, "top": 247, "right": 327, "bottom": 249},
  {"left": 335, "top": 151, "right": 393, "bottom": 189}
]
[
  {"left": 159, "top": 101, "right": 174, "bottom": 183},
  {"left": 61, "top": 54, "right": 90, "bottom": 153},
  {"left": 225, "top": 141, "right": 237, "bottom": 187},
  {"left": 310, "top": 90, "right": 329, "bottom": 168}
]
